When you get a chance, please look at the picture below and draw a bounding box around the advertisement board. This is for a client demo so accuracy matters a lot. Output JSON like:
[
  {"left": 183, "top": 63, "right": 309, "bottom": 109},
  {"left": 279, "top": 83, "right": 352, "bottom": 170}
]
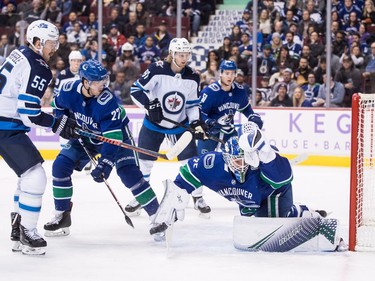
[{"left": 29, "top": 107, "right": 351, "bottom": 167}]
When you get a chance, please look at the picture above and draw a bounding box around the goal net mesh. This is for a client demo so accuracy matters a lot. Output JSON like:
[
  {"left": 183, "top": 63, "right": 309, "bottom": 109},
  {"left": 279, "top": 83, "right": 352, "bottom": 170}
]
[{"left": 351, "top": 93, "right": 375, "bottom": 251}]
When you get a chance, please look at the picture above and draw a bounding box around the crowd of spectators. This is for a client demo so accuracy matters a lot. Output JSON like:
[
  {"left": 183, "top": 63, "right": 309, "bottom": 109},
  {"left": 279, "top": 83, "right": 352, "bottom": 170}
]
[
  {"left": 204, "top": 0, "right": 375, "bottom": 108},
  {"left": 0, "top": 0, "right": 217, "bottom": 105},
  {"left": 1, "top": 0, "right": 375, "bottom": 108}
]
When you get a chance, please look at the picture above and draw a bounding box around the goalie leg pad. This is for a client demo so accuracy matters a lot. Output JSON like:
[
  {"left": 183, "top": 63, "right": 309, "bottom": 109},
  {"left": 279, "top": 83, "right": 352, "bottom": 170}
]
[
  {"left": 233, "top": 216, "right": 342, "bottom": 252},
  {"left": 153, "top": 179, "right": 189, "bottom": 226}
]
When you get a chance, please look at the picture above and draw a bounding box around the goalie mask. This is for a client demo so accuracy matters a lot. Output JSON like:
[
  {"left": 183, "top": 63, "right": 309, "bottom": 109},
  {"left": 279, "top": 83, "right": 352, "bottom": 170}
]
[{"left": 223, "top": 136, "right": 249, "bottom": 183}]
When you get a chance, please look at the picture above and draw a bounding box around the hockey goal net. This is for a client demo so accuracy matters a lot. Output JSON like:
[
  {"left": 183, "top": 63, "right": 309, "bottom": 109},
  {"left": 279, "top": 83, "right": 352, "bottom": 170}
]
[{"left": 350, "top": 93, "right": 375, "bottom": 251}]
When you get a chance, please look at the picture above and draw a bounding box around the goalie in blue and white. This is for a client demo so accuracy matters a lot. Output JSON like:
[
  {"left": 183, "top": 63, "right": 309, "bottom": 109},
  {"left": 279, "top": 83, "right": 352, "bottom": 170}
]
[{"left": 151, "top": 121, "right": 327, "bottom": 235}]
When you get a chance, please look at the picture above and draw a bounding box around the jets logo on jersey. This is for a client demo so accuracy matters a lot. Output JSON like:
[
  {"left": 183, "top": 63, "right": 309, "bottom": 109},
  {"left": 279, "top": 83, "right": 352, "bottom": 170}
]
[
  {"left": 162, "top": 91, "right": 185, "bottom": 114},
  {"left": 155, "top": 61, "right": 164, "bottom": 67},
  {"left": 35, "top": 58, "right": 49, "bottom": 69}
]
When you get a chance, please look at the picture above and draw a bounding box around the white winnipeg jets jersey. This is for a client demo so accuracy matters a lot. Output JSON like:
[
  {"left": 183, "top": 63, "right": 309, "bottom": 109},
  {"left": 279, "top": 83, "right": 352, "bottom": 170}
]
[
  {"left": 0, "top": 46, "right": 54, "bottom": 131},
  {"left": 130, "top": 60, "right": 200, "bottom": 130}
]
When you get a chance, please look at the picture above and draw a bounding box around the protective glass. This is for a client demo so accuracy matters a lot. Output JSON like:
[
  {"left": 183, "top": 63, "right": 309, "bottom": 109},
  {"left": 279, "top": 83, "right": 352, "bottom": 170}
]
[
  {"left": 44, "top": 40, "right": 60, "bottom": 51},
  {"left": 88, "top": 75, "right": 110, "bottom": 90},
  {"left": 173, "top": 51, "right": 191, "bottom": 61}
]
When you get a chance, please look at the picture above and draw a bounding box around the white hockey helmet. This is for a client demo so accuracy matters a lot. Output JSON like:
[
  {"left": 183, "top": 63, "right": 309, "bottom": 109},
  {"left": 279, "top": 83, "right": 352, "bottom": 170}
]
[
  {"left": 69, "top": 50, "right": 83, "bottom": 61},
  {"left": 168, "top": 38, "right": 191, "bottom": 55},
  {"left": 27, "top": 20, "right": 59, "bottom": 50}
]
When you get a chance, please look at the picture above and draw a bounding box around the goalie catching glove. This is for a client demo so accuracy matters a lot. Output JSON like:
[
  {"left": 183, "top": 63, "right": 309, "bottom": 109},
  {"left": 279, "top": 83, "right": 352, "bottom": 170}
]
[
  {"left": 52, "top": 115, "right": 79, "bottom": 139},
  {"left": 238, "top": 121, "right": 275, "bottom": 166},
  {"left": 247, "top": 113, "right": 263, "bottom": 129}
]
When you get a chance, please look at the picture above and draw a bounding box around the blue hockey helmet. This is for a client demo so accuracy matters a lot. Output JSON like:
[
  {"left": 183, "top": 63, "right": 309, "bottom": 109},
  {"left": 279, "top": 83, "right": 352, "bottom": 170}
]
[
  {"left": 219, "top": 60, "right": 237, "bottom": 72},
  {"left": 79, "top": 59, "right": 109, "bottom": 85},
  {"left": 222, "top": 136, "right": 249, "bottom": 183}
]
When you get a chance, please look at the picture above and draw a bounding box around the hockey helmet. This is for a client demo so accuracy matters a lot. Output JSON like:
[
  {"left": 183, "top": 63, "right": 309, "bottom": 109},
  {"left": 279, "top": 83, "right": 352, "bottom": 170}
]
[
  {"left": 79, "top": 59, "right": 109, "bottom": 87},
  {"left": 219, "top": 60, "right": 237, "bottom": 72},
  {"left": 69, "top": 50, "right": 83, "bottom": 61},
  {"left": 222, "top": 136, "right": 249, "bottom": 183},
  {"left": 169, "top": 38, "right": 191, "bottom": 54},
  {"left": 27, "top": 20, "right": 59, "bottom": 51}
]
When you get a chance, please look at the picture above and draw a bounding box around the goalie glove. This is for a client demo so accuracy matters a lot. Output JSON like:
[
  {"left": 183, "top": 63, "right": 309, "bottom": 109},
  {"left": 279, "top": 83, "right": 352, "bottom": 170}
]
[
  {"left": 247, "top": 113, "right": 263, "bottom": 129},
  {"left": 238, "top": 122, "right": 275, "bottom": 164}
]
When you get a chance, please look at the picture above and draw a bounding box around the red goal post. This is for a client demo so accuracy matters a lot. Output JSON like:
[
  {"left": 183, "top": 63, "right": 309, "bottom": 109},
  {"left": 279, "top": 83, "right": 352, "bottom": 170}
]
[{"left": 349, "top": 93, "right": 375, "bottom": 251}]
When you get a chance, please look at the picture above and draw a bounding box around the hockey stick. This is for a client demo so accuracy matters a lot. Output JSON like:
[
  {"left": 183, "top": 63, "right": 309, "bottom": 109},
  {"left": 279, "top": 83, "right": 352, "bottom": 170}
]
[
  {"left": 77, "top": 138, "right": 134, "bottom": 228},
  {"left": 75, "top": 128, "right": 192, "bottom": 160},
  {"left": 289, "top": 153, "right": 308, "bottom": 166},
  {"left": 163, "top": 117, "right": 225, "bottom": 144}
]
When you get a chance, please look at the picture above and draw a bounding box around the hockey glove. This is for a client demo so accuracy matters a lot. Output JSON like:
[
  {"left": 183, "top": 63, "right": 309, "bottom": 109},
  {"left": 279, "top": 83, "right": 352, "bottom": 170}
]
[
  {"left": 248, "top": 113, "right": 263, "bottom": 129},
  {"left": 52, "top": 115, "right": 79, "bottom": 140},
  {"left": 205, "top": 118, "right": 219, "bottom": 134},
  {"left": 91, "top": 158, "right": 115, "bottom": 183},
  {"left": 190, "top": 120, "right": 209, "bottom": 140},
  {"left": 146, "top": 98, "right": 163, "bottom": 123},
  {"left": 238, "top": 122, "right": 275, "bottom": 164}
]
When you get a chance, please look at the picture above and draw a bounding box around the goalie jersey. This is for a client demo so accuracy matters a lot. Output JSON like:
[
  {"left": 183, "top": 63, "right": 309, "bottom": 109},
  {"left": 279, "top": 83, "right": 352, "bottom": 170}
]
[
  {"left": 0, "top": 46, "right": 54, "bottom": 131},
  {"left": 175, "top": 151, "right": 293, "bottom": 216},
  {"left": 53, "top": 79, "right": 129, "bottom": 159},
  {"left": 199, "top": 81, "right": 255, "bottom": 134},
  {"left": 130, "top": 61, "right": 200, "bottom": 133}
]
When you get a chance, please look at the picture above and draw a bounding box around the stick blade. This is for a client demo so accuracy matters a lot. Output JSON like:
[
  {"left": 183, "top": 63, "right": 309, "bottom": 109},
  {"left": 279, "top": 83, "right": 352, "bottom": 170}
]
[
  {"left": 165, "top": 131, "right": 193, "bottom": 160},
  {"left": 289, "top": 153, "right": 308, "bottom": 166},
  {"left": 125, "top": 215, "right": 135, "bottom": 228}
]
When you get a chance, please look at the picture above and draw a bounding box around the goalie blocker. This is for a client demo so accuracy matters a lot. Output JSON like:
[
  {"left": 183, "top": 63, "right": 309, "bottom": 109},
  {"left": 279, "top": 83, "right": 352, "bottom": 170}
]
[{"left": 233, "top": 216, "right": 345, "bottom": 252}]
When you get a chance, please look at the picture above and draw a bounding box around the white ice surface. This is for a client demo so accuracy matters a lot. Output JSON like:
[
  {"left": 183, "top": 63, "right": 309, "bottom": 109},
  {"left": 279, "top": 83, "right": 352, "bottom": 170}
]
[{"left": 0, "top": 160, "right": 374, "bottom": 281}]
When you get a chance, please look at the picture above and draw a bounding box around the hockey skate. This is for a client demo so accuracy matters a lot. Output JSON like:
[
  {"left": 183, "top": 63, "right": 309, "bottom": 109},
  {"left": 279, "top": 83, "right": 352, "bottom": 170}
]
[
  {"left": 44, "top": 203, "right": 72, "bottom": 237},
  {"left": 150, "top": 221, "right": 168, "bottom": 242},
  {"left": 124, "top": 198, "right": 142, "bottom": 217},
  {"left": 315, "top": 210, "right": 328, "bottom": 218},
  {"left": 20, "top": 225, "right": 47, "bottom": 255},
  {"left": 10, "top": 212, "right": 22, "bottom": 252},
  {"left": 193, "top": 196, "right": 211, "bottom": 218}
]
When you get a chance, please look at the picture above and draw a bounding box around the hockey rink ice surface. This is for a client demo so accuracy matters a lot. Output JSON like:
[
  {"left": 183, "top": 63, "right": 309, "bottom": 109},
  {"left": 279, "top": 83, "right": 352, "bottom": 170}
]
[{"left": 0, "top": 160, "right": 374, "bottom": 281}]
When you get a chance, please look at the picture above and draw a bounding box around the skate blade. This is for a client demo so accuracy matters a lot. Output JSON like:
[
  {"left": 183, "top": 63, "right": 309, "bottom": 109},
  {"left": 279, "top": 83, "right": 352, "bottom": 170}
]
[
  {"left": 21, "top": 245, "right": 46, "bottom": 256},
  {"left": 198, "top": 212, "right": 211, "bottom": 219},
  {"left": 124, "top": 209, "right": 142, "bottom": 217},
  {"left": 44, "top": 227, "right": 70, "bottom": 237},
  {"left": 153, "top": 232, "right": 166, "bottom": 242},
  {"left": 12, "top": 241, "right": 22, "bottom": 252}
]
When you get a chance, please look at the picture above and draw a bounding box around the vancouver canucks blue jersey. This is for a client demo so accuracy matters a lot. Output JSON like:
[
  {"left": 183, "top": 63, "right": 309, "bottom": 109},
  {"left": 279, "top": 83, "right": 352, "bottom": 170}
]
[
  {"left": 175, "top": 151, "right": 293, "bottom": 214},
  {"left": 53, "top": 79, "right": 129, "bottom": 159},
  {"left": 53, "top": 67, "right": 80, "bottom": 96},
  {"left": 131, "top": 61, "right": 200, "bottom": 134},
  {"left": 0, "top": 46, "right": 54, "bottom": 131},
  {"left": 199, "top": 81, "right": 254, "bottom": 134}
]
